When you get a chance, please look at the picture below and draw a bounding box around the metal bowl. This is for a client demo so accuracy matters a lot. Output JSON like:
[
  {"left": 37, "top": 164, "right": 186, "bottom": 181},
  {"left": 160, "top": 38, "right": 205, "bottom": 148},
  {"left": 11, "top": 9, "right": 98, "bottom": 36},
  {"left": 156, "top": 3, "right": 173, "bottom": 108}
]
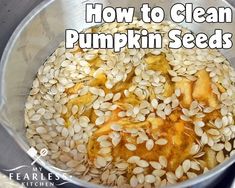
[{"left": 0, "top": 0, "right": 235, "bottom": 187}]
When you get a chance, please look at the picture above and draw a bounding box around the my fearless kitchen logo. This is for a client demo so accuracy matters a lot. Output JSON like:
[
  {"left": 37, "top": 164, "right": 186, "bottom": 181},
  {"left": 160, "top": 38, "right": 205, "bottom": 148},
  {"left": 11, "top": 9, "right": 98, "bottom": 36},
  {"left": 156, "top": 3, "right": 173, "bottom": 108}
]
[{"left": 3, "top": 147, "right": 72, "bottom": 187}]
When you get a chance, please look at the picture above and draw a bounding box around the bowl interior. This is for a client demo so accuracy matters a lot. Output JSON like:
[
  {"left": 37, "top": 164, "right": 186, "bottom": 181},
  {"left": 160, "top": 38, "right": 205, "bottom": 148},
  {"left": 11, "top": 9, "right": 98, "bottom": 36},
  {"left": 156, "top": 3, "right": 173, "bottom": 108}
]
[{"left": 0, "top": 0, "right": 235, "bottom": 187}]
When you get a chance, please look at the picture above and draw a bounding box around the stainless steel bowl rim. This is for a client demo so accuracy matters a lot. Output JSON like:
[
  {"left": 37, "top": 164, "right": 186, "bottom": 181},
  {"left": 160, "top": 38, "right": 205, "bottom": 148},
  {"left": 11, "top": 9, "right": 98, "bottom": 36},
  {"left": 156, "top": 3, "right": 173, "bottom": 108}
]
[{"left": 0, "top": 0, "right": 235, "bottom": 187}]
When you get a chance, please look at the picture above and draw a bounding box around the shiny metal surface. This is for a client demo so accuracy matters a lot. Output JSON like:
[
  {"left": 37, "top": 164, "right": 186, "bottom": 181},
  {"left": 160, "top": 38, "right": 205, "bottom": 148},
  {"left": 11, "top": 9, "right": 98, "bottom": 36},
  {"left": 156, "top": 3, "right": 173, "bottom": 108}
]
[
  {"left": 0, "top": 0, "right": 42, "bottom": 58},
  {"left": 0, "top": 1, "right": 57, "bottom": 187},
  {"left": 0, "top": 0, "right": 235, "bottom": 187}
]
